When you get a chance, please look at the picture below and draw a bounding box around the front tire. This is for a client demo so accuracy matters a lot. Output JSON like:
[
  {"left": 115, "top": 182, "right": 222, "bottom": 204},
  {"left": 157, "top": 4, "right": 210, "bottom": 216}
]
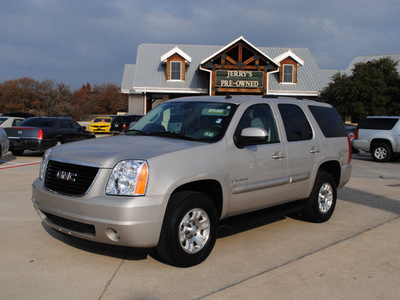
[
  {"left": 302, "top": 171, "right": 337, "bottom": 223},
  {"left": 156, "top": 191, "right": 218, "bottom": 267},
  {"left": 371, "top": 143, "right": 392, "bottom": 162}
]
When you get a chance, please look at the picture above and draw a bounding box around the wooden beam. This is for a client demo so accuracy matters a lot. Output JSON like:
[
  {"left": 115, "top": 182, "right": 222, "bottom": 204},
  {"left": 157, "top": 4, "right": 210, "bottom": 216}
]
[
  {"left": 225, "top": 56, "right": 237, "bottom": 65},
  {"left": 244, "top": 56, "right": 255, "bottom": 65}
]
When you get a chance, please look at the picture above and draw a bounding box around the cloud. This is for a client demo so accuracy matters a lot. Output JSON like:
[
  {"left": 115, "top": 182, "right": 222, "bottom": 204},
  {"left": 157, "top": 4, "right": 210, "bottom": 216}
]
[{"left": 1, "top": 0, "right": 399, "bottom": 88}]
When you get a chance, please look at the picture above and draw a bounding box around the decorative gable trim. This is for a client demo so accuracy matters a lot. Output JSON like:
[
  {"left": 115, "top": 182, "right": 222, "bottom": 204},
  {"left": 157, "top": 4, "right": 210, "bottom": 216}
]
[
  {"left": 160, "top": 47, "right": 191, "bottom": 64},
  {"left": 200, "top": 36, "right": 279, "bottom": 68}
]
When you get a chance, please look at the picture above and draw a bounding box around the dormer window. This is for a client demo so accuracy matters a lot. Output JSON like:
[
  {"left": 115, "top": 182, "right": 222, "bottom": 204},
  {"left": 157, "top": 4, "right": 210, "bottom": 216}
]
[
  {"left": 161, "top": 47, "right": 191, "bottom": 82},
  {"left": 170, "top": 61, "right": 182, "bottom": 80},
  {"left": 283, "top": 65, "right": 294, "bottom": 83},
  {"left": 274, "top": 50, "right": 304, "bottom": 84}
]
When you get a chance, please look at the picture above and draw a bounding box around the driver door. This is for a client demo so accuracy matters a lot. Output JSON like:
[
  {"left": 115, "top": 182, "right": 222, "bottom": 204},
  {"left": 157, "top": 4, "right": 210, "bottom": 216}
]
[{"left": 228, "top": 104, "right": 289, "bottom": 215}]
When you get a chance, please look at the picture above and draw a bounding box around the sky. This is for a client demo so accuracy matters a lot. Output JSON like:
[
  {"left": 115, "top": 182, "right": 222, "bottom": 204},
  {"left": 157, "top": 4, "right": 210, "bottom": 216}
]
[{"left": 1, "top": 0, "right": 399, "bottom": 90}]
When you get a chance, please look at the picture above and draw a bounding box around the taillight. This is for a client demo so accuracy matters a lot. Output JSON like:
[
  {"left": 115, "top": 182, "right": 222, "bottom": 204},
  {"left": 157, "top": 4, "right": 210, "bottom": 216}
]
[
  {"left": 122, "top": 123, "right": 126, "bottom": 132},
  {"left": 347, "top": 136, "right": 352, "bottom": 164},
  {"left": 355, "top": 128, "right": 359, "bottom": 140},
  {"left": 38, "top": 129, "right": 43, "bottom": 140}
]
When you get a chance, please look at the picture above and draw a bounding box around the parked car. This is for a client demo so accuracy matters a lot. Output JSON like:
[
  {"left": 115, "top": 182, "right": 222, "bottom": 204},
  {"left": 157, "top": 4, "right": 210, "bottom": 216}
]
[
  {"left": 0, "top": 116, "right": 25, "bottom": 127},
  {"left": 88, "top": 117, "right": 113, "bottom": 133},
  {"left": 5, "top": 117, "right": 94, "bottom": 156},
  {"left": 345, "top": 124, "right": 359, "bottom": 154},
  {"left": 352, "top": 116, "right": 400, "bottom": 162},
  {"left": 32, "top": 96, "right": 352, "bottom": 267},
  {"left": 110, "top": 115, "right": 142, "bottom": 134},
  {"left": 0, "top": 127, "right": 10, "bottom": 159},
  {"left": 1, "top": 112, "right": 35, "bottom": 118}
]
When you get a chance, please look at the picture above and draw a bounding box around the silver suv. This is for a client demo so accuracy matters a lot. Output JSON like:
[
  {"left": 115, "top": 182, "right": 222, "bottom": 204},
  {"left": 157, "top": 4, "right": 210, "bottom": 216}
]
[
  {"left": 352, "top": 116, "right": 400, "bottom": 162},
  {"left": 32, "top": 96, "right": 352, "bottom": 267}
]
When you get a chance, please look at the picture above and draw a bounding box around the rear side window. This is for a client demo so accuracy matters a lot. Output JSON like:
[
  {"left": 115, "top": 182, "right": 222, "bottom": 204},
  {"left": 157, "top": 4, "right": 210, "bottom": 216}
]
[
  {"left": 358, "top": 118, "right": 399, "bottom": 130},
  {"left": 19, "top": 118, "right": 56, "bottom": 128},
  {"left": 278, "top": 104, "right": 312, "bottom": 142},
  {"left": 308, "top": 105, "right": 347, "bottom": 138}
]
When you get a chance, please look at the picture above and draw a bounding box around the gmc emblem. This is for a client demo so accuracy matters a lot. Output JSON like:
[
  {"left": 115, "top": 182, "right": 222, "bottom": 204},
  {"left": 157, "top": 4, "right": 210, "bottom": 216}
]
[{"left": 56, "top": 170, "right": 78, "bottom": 182}]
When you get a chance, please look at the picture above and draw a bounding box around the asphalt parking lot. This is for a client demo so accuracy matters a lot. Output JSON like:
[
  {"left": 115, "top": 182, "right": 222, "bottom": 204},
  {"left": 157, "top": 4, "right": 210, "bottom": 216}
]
[{"left": 1, "top": 151, "right": 399, "bottom": 299}]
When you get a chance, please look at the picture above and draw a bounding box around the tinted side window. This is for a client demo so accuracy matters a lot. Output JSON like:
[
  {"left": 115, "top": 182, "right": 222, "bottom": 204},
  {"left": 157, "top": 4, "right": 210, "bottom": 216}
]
[
  {"left": 69, "top": 120, "right": 81, "bottom": 130},
  {"left": 60, "top": 119, "right": 73, "bottom": 129},
  {"left": 235, "top": 104, "right": 279, "bottom": 143},
  {"left": 308, "top": 105, "right": 347, "bottom": 138},
  {"left": 20, "top": 118, "right": 56, "bottom": 128},
  {"left": 358, "top": 118, "right": 399, "bottom": 130},
  {"left": 278, "top": 104, "right": 312, "bottom": 142}
]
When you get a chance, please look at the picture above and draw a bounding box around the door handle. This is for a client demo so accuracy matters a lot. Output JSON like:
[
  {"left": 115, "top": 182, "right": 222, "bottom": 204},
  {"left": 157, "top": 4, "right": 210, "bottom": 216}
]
[
  {"left": 310, "top": 146, "right": 320, "bottom": 154},
  {"left": 272, "top": 151, "right": 285, "bottom": 159}
]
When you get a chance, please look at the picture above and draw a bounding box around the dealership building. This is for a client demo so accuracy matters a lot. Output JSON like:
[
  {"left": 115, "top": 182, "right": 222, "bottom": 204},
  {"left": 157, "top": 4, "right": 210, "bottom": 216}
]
[{"left": 121, "top": 36, "right": 340, "bottom": 115}]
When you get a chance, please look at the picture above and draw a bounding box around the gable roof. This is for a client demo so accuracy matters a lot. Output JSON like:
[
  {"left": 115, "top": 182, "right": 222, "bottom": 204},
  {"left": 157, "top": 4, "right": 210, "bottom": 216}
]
[
  {"left": 160, "top": 47, "right": 192, "bottom": 64},
  {"left": 122, "top": 41, "right": 332, "bottom": 96},
  {"left": 200, "top": 36, "right": 279, "bottom": 68},
  {"left": 345, "top": 53, "right": 400, "bottom": 75},
  {"left": 274, "top": 50, "right": 304, "bottom": 65}
]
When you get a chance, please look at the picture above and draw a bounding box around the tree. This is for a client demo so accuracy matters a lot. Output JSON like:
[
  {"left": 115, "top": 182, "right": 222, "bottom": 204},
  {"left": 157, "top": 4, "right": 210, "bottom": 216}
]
[
  {"left": 70, "top": 83, "right": 94, "bottom": 120},
  {"left": 0, "top": 78, "right": 41, "bottom": 113},
  {"left": 321, "top": 57, "right": 400, "bottom": 122},
  {"left": 38, "top": 80, "right": 72, "bottom": 116},
  {"left": 92, "top": 83, "right": 126, "bottom": 115}
]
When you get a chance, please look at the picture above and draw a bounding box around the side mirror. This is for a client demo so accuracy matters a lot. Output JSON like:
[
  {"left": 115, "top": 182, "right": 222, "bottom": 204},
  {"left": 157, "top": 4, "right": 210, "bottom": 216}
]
[{"left": 235, "top": 127, "right": 269, "bottom": 148}]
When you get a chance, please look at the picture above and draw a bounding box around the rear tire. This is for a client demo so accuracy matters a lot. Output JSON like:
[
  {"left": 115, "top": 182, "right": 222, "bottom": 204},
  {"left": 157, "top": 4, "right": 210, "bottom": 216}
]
[
  {"left": 11, "top": 149, "right": 24, "bottom": 156},
  {"left": 302, "top": 171, "right": 337, "bottom": 223},
  {"left": 156, "top": 191, "right": 218, "bottom": 267},
  {"left": 371, "top": 143, "right": 392, "bottom": 162}
]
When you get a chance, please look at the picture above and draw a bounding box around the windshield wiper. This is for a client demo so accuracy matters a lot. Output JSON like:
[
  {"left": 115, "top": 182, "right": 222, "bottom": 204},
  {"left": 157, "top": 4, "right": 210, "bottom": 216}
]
[
  {"left": 147, "top": 131, "right": 197, "bottom": 141},
  {"left": 125, "top": 129, "right": 146, "bottom": 135}
]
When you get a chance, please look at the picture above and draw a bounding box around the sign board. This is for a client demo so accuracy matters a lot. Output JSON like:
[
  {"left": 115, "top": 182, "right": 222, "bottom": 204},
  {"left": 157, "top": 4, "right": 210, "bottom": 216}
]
[{"left": 215, "top": 70, "right": 263, "bottom": 89}]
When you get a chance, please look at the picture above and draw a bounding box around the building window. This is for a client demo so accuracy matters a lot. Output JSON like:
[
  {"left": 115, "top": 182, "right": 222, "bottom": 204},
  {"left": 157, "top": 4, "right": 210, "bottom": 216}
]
[
  {"left": 170, "top": 61, "right": 182, "bottom": 80},
  {"left": 283, "top": 65, "right": 294, "bottom": 83}
]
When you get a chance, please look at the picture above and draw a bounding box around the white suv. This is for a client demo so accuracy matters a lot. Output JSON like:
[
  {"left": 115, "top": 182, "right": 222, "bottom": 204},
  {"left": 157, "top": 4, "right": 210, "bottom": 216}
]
[
  {"left": 352, "top": 116, "right": 400, "bottom": 162},
  {"left": 32, "top": 96, "right": 352, "bottom": 267}
]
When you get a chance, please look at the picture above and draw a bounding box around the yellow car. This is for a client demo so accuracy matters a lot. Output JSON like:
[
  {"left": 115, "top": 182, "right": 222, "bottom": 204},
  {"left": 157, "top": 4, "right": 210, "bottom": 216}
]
[{"left": 89, "top": 117, "right": 113, "bottom": 133}]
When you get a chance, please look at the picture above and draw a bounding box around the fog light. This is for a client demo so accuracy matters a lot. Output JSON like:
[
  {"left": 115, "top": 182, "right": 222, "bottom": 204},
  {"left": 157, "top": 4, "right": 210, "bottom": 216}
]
[{"left": 105, "top": 228, "right": 120, "bottom": 242}]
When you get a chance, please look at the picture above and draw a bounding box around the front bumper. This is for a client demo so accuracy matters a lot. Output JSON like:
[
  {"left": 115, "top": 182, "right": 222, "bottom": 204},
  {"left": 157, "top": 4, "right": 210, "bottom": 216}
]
[
  {"left": 32, "top": 178, "right": 166, "bottom": 248},
  {"left": 89, "top": 126, "right": 111, "bottom": 133}
]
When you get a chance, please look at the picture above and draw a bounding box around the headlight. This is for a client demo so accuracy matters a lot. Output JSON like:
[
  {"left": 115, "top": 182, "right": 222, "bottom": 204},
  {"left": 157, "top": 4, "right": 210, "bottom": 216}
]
[
  {"left": 39, "top": 148, "right": 52, "bottom": 181},
  {"left": 106, "top": 160, "right": 149, "bottom": 196}
]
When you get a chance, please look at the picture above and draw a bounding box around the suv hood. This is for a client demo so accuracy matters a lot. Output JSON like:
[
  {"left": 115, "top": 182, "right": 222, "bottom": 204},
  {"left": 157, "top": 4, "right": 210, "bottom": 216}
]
[{"left": 49, "top": 135, "right": 205, "bottom": 168}]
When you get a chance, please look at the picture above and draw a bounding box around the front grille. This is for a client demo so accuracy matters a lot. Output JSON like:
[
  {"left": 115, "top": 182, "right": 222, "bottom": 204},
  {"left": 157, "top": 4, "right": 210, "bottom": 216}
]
[
  {"left": 42, "top": 210, "right": 95, "bottom": 236},
  {"left": 44, "top": 160, "right": 99, "bottom": 196}
]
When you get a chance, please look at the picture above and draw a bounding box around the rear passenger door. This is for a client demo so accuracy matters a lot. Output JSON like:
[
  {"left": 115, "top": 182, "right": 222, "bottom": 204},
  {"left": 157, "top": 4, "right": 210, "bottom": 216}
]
[{"left": 277, "top": 103, "right": 322, "bottom": 200}]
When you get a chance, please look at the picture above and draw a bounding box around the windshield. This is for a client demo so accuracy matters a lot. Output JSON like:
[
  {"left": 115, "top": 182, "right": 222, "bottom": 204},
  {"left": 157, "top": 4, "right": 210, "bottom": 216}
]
[
  {"left": 127, "top": 101, "right": 237, "bottom": 142},
  {"left": 93, "top": 118, "right": 112, "bottom": 123}
]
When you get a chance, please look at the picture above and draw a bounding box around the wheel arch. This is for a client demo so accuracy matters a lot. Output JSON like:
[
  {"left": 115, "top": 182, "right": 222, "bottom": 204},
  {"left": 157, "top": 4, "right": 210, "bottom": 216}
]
[
  {"left": 370, "top": 138, "right": 393, "bottom": 152},
  {"left": 317, "top": 160, "right": 341, "bottom": 188},
  {"left": 170, "top": 179, "right": 224, "bottom": 219}
]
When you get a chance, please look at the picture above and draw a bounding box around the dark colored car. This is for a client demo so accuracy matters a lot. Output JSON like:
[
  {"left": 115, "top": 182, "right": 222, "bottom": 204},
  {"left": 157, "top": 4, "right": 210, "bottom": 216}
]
[
  {"left": 110, "top": 115, "right": 142, "bottom": 134},
  {"left": 1, "top": 112, "right": 36, "bottom": 118},
  {"left": 5, "top": 117, "right": 95, "bottom": 156}
]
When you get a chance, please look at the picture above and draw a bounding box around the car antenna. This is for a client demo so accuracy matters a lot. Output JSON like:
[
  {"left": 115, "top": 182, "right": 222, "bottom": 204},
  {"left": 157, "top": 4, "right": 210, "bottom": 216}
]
[{"left": 225, "top": 93, "right": 232, "bottom": 100}]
